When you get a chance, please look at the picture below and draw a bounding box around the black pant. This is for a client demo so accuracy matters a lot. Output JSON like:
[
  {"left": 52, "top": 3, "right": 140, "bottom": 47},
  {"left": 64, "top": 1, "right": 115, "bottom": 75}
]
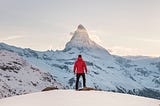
[{"left": 75, "top": 73, "right": 86, "bottom": 90}]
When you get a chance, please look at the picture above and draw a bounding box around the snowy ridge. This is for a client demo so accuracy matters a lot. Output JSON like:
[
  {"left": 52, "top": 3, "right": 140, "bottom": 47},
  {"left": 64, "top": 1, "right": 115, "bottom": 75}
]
[
  {"left": 0, "top": 25, "right": 160, "bottom": 99},
  {"left": 0, "top": 90, "right": 159, "bottom": 106},
  {"left": 123, "top": 55, "right": 159, "bottom": 60},
  {"left": 0, "top": 50, "right": 63, "bottom": 99}
]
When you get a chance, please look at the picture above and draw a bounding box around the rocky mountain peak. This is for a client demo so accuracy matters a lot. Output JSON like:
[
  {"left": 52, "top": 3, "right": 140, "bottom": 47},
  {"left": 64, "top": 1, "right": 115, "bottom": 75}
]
[
  {"left": 77, "top": 24, "right": 87, "bottom": 31},
  {"left": 64, "top": 25, "right": 108, "bottom": 53}
]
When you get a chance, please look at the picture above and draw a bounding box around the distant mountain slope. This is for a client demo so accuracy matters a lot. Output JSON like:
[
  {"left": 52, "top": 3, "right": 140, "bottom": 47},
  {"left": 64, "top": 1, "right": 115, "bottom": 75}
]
[
  {"left": 0, "top": 90, "right": 159, "bottom": 106},
  {"left": 0, "top": 25, "right": 160, "bottom": 99},
  {"left": 0, "top": 50, "right": 63, "bottom": 99}
]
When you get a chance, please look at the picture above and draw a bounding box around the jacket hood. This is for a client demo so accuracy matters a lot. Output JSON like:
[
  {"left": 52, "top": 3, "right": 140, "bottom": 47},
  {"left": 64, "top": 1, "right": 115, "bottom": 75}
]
[{"left": 77, "top": 57, "right": 83, "bottom": 61}]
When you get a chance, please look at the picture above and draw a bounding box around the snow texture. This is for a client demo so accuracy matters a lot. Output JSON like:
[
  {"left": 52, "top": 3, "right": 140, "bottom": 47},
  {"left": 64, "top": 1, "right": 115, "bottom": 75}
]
[
  {"left": 0, "top": 90, "right": 159, "bottom": 106},
  {"left": 0, "top": 50, "right": 63, "bottom": 98}
]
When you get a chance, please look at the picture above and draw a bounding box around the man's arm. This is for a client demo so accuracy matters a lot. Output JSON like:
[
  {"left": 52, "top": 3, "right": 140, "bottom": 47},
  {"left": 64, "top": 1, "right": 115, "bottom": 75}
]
[{"left": 74, "top": 62, "right": 77, "bottom": 74}]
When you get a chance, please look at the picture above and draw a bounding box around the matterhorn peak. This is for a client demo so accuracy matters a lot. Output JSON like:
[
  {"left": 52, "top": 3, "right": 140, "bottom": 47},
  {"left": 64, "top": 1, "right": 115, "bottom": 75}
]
[
  {"left": 77, "top": 24, "right": 86, "bottom": 31},
  {"left": 64, "top": 24, "right": 91, "bottom": 50},
  {"left": 75, "top": 24, "right": 88, "bottom": 35},
  {"left": 64, "top": 25, "right": 109, "bottom": 55}
]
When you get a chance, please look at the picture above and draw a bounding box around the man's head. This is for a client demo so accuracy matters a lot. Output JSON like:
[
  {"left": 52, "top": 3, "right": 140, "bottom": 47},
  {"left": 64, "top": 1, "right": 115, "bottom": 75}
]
[{"left": 78, "top": 55, "right": 82, "bottom": 58}]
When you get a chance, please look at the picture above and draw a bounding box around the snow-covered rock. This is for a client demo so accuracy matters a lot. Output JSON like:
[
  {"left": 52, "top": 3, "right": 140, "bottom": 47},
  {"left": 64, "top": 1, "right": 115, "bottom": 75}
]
[
  {"left": 0, "top": 90, "right": 159, "bottom": 106},
  {"left": 0, "top": 50, "right": 63, "bottom": 99}
]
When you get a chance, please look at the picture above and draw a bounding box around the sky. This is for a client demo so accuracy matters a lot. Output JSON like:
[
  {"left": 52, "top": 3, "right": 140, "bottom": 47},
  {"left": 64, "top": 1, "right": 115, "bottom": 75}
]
[{"left": 0, "top": 0, "right": 160, "bottom": 56}]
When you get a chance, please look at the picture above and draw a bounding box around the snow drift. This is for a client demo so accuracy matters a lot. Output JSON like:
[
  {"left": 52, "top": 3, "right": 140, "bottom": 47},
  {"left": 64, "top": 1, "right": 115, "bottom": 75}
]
[{"left": 0, "top": 90, "right": 159, "bottom": 106}]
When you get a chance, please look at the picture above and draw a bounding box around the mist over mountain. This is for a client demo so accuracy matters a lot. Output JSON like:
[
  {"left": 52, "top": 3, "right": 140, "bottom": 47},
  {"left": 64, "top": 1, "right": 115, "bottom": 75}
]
[{"left": 0, "top": 25, "right": 160, "bottom": 99}]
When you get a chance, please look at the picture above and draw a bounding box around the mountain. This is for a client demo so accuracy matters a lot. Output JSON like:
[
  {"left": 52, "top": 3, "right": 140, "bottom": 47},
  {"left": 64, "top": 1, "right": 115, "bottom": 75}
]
[
  {"left": 0, "top": 50, "right": 63, "bottom": 99},
  {"left": 0, "top": 90, "right": 159, "bottom": 106},
  {"left": 0, "top": 24, "right": 160, "bottom": 99},
  {"left": 65, "top": 24, "right": 109, "bottom": 53}
]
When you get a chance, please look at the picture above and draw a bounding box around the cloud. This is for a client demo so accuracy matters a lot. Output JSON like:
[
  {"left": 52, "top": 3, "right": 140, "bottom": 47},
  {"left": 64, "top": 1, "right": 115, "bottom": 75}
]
[
  {"left": 108, "top": 46, "right": 142, "bottom": 56},
  {"left": 139, "top": 39, "right": 160, "bottom": 43},
  {"left": 89, "top": 34, "right": 102, "bottom": 44},
  {"left": 69, "top": 32, "right": 74, "bottom": 35},
  {"left": 1, "top": 35, "right": 25, "bottom": 41}
]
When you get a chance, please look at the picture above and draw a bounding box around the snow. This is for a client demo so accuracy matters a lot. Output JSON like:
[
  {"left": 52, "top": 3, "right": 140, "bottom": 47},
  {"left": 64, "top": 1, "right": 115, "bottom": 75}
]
[
  {"left": 0, "top": 50, "right": 63, "bottom": 98},
  {"left": 0, "top": 90, "right": 159, "bottom": 106}
]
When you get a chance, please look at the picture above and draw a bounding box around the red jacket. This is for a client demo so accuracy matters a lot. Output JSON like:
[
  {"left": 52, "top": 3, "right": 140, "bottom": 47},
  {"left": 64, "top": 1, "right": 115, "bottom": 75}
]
[{"left": 74, "top": 57, "right": 88, "bottom": 74}]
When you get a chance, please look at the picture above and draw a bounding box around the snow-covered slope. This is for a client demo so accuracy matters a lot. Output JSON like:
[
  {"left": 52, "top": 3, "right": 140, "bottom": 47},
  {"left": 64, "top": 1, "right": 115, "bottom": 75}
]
[
  {"left": 0, "top": 25, "right": 160, "bottom": 99},
  {"left": 0, "top": 90, "right": 159, "bottom": 106},
  {"left": 0, "top": 50, "right": 63, "bottom": 99}
]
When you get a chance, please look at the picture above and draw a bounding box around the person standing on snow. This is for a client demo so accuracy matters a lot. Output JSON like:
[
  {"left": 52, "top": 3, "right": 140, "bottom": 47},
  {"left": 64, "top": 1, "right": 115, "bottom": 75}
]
[{"left": 74, "top": 55, "right": 88, "bottom": 90}]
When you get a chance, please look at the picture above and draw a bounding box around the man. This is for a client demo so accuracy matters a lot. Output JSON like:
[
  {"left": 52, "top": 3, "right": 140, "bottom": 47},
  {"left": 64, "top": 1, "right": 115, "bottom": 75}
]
[{"left": 74, "top": 55, "right": 88, "bottom": 90}]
